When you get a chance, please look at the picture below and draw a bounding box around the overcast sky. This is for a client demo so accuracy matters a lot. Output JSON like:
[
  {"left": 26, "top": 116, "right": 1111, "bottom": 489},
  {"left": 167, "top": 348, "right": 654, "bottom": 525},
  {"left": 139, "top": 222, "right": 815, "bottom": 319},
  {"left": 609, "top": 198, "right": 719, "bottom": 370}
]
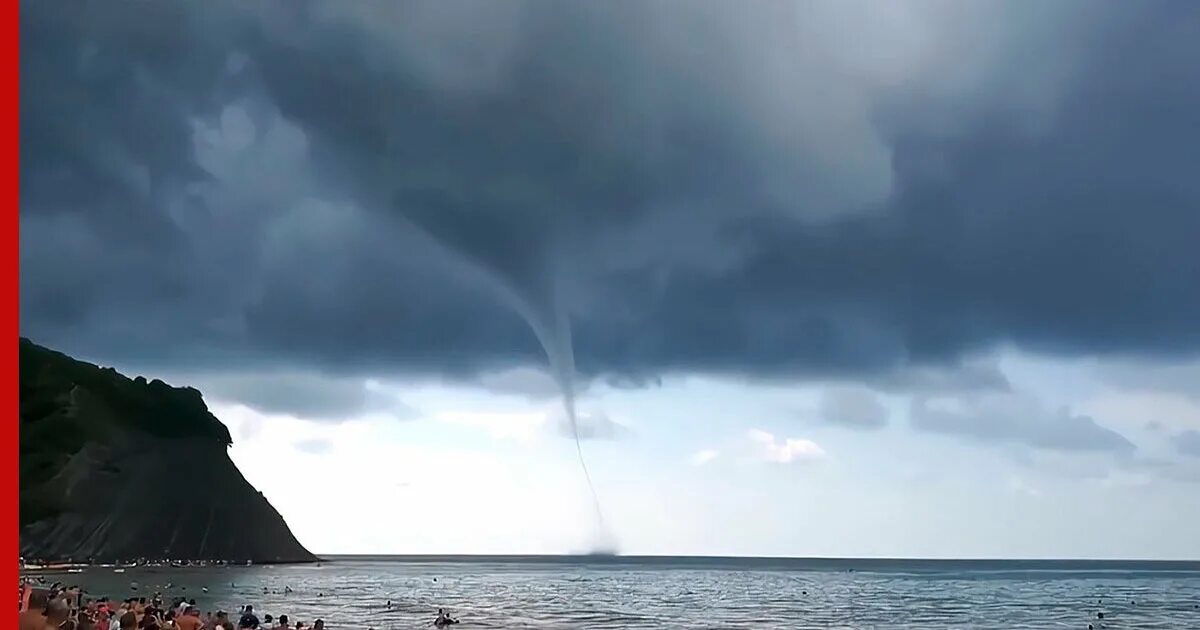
[{"left": 20, "top": 0, "right": 1200, "bottom": 558}]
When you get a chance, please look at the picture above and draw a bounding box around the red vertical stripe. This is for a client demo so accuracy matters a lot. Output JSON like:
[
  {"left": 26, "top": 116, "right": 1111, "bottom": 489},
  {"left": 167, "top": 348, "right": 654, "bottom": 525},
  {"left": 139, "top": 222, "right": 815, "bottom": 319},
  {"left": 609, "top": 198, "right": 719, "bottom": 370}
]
[{"left": 8, "top": 0, "right": 21, "bottom": 624}]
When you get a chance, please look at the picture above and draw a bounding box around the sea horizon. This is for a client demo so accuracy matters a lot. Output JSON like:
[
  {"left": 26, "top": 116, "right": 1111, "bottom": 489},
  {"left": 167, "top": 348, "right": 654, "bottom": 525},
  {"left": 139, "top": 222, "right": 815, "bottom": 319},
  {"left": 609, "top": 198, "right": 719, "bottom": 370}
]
[
  {"left": 311, "top": 554, "right": 1200, "bottom": 576},
  {"left": 319, "top": 553, "right": 1200, "bottom": 565}
]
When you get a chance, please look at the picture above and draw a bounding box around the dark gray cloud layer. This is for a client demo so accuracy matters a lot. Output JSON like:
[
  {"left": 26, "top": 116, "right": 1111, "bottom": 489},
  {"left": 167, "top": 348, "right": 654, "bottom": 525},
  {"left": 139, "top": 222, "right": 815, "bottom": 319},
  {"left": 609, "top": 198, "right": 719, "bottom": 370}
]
[
  {"left": 1176, "top": 431, "right": 1200, "bottom": 459},
  {"left": 818, "top": 387, "right": 889, "bottom": 430},
  {"left": 178, "top": 371, "right": 418, "bottom": 421},
  {"left": 910, "top": 393, "right": 1135, "bottom": 455},
  {"left": 19, "top": 1, "right": 1200, "bottom": 383}
]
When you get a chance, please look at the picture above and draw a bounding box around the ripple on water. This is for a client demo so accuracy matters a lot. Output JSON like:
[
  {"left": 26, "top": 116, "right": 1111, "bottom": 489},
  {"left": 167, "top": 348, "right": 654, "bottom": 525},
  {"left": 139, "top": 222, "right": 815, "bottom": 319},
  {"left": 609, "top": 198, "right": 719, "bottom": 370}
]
[{"left": 31, "top": 560, "right": 1200, "bottom": 629}]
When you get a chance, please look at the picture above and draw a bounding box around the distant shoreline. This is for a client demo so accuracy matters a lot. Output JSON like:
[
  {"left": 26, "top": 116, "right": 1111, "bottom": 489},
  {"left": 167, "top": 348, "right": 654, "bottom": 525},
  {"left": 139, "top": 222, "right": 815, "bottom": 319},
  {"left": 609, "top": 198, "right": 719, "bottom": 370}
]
[
  {"left": 21, "top": 559, "right": 321, "bottom": 572},
  {"left": 22, "top": 555, "right": 1200, "bottom": 574}
]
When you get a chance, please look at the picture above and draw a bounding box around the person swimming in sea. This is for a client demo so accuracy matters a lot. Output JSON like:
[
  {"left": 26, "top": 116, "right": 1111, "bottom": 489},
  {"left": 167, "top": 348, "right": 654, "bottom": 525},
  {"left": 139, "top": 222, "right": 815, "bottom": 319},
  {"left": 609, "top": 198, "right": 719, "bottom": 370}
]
[{"left": 434, "top": 609, "right": 459, "bottom": 627}]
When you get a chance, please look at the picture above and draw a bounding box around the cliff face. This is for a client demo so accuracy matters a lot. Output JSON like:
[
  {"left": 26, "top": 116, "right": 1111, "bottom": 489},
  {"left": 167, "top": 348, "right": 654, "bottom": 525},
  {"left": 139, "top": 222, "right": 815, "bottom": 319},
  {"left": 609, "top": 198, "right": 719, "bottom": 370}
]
[{"left": 19, "top": 338, "right": 316, "bottom": 563}]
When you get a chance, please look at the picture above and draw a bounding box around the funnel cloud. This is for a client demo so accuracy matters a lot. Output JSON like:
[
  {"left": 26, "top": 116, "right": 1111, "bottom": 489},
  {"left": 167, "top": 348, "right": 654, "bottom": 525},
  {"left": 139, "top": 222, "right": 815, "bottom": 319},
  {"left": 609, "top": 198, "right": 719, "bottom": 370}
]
[{"left": 20, "top": 1, "right": 1200, "bottom": 382}]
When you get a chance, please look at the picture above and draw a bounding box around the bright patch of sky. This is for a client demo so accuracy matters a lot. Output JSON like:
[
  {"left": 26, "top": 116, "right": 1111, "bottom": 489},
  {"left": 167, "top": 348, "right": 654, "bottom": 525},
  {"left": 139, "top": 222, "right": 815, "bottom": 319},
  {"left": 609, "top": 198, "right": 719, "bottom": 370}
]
[{"left": 208, "top": 349, "right": 1200, "bottom": 559}]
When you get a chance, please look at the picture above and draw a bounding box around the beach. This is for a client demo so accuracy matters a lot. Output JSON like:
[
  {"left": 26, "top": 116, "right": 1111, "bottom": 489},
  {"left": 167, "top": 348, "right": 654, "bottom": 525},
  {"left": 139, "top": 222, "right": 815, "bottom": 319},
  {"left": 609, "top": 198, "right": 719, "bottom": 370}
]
[{"left": 23, "top": 556, "right": 1200, "bottom": 629}]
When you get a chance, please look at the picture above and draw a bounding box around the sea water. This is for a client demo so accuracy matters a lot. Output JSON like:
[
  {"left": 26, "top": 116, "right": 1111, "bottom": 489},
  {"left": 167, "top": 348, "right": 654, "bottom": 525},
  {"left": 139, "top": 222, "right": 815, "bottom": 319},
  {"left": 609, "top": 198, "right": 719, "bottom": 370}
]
[{"left": 37, "top": 556, "right": 1200, "bottom": 628}]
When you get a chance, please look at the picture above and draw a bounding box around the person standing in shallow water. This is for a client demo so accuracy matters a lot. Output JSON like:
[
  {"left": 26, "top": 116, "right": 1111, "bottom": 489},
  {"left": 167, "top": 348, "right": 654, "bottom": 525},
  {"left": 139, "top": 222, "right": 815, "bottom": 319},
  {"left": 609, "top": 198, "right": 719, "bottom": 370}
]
[{"left": 237, "top": 606, "right": 259, "bottom": 630}]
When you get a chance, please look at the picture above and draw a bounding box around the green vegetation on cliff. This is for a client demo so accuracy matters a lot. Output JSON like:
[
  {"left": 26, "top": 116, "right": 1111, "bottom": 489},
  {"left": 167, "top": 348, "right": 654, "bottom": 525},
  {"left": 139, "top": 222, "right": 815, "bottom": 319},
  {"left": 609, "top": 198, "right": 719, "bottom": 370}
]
[
  {"left": 20, "top": 339, "right": 314, "bottom": 562},
  {"left": 19, "top": 338, "right": 232, "bottom": 526}
]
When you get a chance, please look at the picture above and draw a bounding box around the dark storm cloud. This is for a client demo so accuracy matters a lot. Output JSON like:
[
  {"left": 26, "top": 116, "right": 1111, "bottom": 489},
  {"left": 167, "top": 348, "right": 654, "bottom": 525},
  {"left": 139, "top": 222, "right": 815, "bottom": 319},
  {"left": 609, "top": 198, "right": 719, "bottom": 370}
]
[
  {"left": 18, "top": 2, "right": 1200, "bottom": 389},
  {"left": 475, "top": 367, "right": 566, "bottom": 400},
  {"left": 1094, "top": 362, "right": 1200, "bottom": 401},
  {"left": 180, "top": 371, "right": 419, "bottom": 421},
  {"left": 868, "top": 361, "right": 1011, "bottom": 395}
]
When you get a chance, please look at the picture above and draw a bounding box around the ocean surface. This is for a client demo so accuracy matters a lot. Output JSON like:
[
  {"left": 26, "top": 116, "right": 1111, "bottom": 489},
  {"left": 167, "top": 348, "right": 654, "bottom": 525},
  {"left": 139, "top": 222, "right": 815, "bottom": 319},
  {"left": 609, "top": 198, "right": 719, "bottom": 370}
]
[{"left": 35, "top": 556, "right": 1200, "bottom": 629}]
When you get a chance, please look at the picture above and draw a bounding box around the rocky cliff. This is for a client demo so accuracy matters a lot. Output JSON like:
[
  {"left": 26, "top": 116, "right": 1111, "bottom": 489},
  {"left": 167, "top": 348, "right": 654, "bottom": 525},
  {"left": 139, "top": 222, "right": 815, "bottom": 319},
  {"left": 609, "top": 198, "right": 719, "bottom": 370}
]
[{"left": 19, "top": 338, "right": 316, "bottom": 563}]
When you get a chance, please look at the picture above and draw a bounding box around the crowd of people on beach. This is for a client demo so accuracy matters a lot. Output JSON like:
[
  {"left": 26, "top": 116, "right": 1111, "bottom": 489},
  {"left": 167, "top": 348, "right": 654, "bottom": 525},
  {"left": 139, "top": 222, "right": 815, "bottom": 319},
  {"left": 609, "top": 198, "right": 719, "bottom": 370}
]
[
  {"left": 18, "top": 581, "right": 332, "bottom": 630},
  {"left": 19, "top": 579, "right": 459, "bottom": 629}
]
